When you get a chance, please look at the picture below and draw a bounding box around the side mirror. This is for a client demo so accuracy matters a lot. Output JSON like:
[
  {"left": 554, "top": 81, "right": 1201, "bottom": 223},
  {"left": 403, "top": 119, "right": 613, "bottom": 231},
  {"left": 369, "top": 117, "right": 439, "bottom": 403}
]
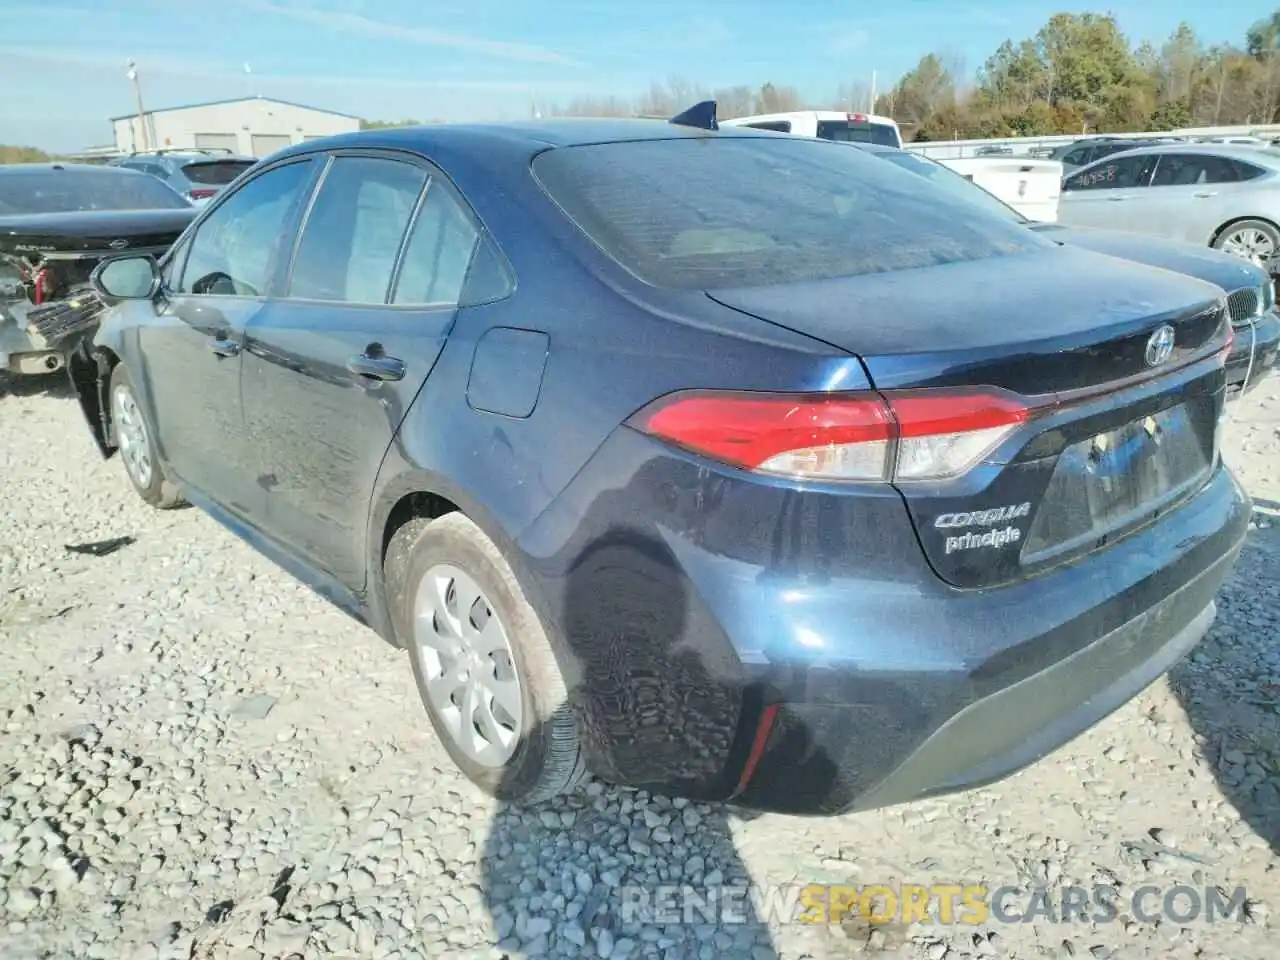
[{"left": 91, "top": 255, "right": 160, "bottom": 303}]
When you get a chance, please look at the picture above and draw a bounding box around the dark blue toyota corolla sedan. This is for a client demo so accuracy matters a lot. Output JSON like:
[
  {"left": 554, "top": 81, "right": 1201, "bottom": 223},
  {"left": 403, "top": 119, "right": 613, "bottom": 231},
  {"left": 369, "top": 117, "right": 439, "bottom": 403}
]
[{"left": 71, "top": 106, "right": 1251, "bottom": 816}]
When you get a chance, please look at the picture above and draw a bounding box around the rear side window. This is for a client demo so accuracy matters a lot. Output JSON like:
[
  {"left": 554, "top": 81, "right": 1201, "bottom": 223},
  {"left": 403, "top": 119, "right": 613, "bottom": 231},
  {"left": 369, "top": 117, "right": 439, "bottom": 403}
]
[
  {"left": 1232, "top": 159, "right": 1267, "bottom": 181},
  {"left": 533, "top": 137, "right": 1048, "bottom": 290},
  {"left": 289, "top": 156, "right": 427, "bottom": 303},
  {"left": 816, "top": 120, "right": 900, "bottom": 147},
  {"left": 391, "top": 181, "right": 480, "bottom": 305},
  {"left": 183, "top": 160, "right": 256, "bottom": 185},
  {"left": 1150, "top": 154, "right": 1241, "bottom": 187},
  {"left": 745, "top": 121, "right": 792, "bottom": 133}
]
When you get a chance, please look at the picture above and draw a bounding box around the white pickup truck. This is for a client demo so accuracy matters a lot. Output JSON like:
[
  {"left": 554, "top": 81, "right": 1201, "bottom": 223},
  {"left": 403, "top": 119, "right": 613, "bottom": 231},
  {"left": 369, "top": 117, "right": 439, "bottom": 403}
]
[
  {"left": 930, "top": 156, "right": 1063, "bottom": 223},
  {"left": 720, "top": 111, "right": 1063, "bottom": 222}
]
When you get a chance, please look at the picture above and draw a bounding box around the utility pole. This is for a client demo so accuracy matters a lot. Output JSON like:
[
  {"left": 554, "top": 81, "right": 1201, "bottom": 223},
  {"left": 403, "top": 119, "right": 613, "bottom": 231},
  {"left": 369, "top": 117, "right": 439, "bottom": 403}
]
[
  {"left": 869, "top": 70, "right": 877, "bottom": 113},
  {"left": 126, "top": 59, "right": 149, "bottom": 151}
]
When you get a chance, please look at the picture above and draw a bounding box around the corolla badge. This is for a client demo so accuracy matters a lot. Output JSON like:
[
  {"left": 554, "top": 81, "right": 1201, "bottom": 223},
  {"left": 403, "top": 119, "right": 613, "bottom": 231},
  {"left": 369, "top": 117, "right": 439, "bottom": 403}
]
[
  {"left": 108, "top": 238, "right": 130, "bottom": 250},
  {"left": 1144, "top": 324, "right": 1175, "bottom": 367}
]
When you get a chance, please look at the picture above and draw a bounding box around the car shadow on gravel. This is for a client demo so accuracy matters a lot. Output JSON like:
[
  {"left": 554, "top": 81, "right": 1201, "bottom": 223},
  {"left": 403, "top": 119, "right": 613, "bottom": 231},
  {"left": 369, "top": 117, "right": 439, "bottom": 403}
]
[
  {"left": 1169, "top": 500, "right": 1280, "bottom": 855},
  {"left": 477, "top": 515, "right": 823, "bottom": 959},
  {"left": 0, "top": 371, "right": 75, "bottom": 400}
]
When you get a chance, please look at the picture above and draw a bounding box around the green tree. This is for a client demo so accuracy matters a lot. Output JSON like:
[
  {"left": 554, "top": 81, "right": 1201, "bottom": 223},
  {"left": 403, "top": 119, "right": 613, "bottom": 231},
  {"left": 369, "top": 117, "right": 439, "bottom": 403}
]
[
  {"left": 889, "top": 53, "right": 957, "bottom": 129},
  {"left": 1149, "top": 98, "right": 1192, "bottom": 129}
]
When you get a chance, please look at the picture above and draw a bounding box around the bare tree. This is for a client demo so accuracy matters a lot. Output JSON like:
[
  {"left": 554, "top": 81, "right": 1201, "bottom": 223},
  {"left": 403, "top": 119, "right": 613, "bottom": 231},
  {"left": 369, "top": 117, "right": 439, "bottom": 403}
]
[
  {"left": 831, "top": 81, "right": 871, "bottom": 112},
  {"left": 714, "top": 85, "right": 756, "bottom": 119}
]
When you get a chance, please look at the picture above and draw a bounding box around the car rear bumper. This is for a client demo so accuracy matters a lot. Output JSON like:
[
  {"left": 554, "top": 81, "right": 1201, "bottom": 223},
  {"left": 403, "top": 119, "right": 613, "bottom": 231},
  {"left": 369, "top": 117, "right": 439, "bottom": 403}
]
[
  {"left": 516, "top": 430, "right": 1251, "bottom": 816},
  {"left": 1226, "top": 310, "right": 1280, "bottom": 396}
]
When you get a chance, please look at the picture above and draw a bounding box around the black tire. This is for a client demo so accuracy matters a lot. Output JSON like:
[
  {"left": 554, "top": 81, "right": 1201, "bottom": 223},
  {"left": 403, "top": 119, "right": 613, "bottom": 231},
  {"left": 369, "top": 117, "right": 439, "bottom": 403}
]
[
  {"left": 384, "top": 512, "right": 586, "bottom": 804},
  {"left": 1211, "top": 218, "right": 1280, "bottom": 266},
  {"left": 107, "top": 364, "right": 186, "bottom": 510}
]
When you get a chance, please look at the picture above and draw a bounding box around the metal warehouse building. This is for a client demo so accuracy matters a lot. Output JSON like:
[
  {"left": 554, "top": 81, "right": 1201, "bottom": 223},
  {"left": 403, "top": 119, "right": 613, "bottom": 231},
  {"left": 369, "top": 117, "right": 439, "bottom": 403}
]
[{"left": 111, "top": 96, "right": 361, "bottom": 158}]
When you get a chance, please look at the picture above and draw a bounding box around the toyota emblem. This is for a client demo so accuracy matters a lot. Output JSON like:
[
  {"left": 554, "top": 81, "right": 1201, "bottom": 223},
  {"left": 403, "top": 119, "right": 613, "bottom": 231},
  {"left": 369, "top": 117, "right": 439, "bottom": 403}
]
[
  {"left": 108, "top": 238, "right": 129, "bottom": 250},
  {"left": 1144, "top": 325, "right": 1176, "bottom": 367}
]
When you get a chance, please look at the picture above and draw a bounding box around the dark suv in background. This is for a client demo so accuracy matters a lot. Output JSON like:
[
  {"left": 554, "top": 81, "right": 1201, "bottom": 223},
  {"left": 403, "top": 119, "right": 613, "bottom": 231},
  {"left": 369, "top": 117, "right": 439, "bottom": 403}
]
[{"left": 1051, "top": 137, "right": 1182, "bottom": 176}]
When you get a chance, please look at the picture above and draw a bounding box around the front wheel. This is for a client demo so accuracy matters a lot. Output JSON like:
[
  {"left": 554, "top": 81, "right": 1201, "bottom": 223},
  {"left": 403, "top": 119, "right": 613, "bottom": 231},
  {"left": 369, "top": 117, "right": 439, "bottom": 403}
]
[
  {"left": 384, "top": 512, "right": 586, "bottom": 804},
  {"left": 1213, "top": 219, "right": 1280, "bottom": 267},
  {"left": 108, "top": 364, "right": 185, "bottom": 509}
]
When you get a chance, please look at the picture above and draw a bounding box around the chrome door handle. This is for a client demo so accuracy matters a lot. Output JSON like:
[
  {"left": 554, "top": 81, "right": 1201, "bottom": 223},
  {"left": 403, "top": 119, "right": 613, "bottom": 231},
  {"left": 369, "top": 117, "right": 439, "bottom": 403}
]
[
  {"left": 210, "top": 338, "right": 241, "bottom": 358},
  {"left": 347, "top": 353, "right": 405, "bottom": 382},
  {"left": 1193, "top": 191, "right": 1217, "bottom": 198},
  {"left": 1107, "top": 195, "right": 1132, "bottom": 201}
]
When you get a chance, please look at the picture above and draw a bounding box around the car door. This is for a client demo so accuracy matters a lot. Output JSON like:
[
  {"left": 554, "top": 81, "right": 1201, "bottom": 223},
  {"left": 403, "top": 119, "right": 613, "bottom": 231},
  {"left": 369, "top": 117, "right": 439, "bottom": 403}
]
[
  {"left": 1141, "top": 153, "right": 1251, "bottom": 244},
  {"left": 1057, "top": 152, "right": 1159, "bottom": 233},
  {"left": 138, "top": 157, "right": 320, "bottom": 520},
  {"left": 240, "top": 150, "right": 499, "bottom": 590}
]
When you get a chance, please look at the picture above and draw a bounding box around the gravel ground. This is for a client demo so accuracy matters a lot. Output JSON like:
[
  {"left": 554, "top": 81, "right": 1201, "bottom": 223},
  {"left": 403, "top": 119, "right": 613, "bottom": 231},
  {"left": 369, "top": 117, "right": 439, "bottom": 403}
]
[{"left": 1, "top": 370, "right": 1278, "bottom": 960}]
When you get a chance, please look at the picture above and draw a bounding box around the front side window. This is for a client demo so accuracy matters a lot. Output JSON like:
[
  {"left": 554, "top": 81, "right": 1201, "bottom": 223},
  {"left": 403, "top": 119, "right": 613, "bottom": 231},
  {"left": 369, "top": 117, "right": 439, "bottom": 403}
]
[
  {"left": 534, "top": 136, "right": 1047, "bottom": 290},
  {"left": 288, "top": 156, "right": 427, "bottom": 303},
  {"left": 179, "top": 159, "right": 315, "bottom": 297},
  {"left": 1064, "top": 154, "right": 1157, "bottom": 192}
]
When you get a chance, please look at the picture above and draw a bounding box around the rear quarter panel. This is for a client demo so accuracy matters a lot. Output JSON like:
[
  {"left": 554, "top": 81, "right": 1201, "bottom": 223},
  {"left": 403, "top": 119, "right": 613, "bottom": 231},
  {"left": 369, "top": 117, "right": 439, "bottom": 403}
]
[
  {"left": 363, "top": 138, "right": 862, "bottom": 632},
  {"left": 1206, "top": 180, "right": 1280, "bottom": 244}
]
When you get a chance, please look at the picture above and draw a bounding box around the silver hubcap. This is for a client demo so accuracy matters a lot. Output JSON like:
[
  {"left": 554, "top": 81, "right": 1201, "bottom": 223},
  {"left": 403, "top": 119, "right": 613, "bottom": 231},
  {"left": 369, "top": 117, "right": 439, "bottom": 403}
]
[
  {"left": 1219, "top": 227, "right": 1276, "bottom": 266},
  {"left": 413, "top": 564, "right": 523, "bottom": 767},
  {"left": 111, "top": 383, "right": 153, "bottom": 489}
]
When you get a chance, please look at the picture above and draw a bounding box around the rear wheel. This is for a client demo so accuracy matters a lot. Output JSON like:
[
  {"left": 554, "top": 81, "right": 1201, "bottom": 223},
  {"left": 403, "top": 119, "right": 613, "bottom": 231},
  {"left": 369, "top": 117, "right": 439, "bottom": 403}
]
[
  {"left": 384, "top": 512, "right": 586, "bottom": 804},
  {"left": 108, "top": 364, "right": 185, "bottom": 509},
  {"left": 1213, "top": 219, "right": 1280, "bottom": 266}
]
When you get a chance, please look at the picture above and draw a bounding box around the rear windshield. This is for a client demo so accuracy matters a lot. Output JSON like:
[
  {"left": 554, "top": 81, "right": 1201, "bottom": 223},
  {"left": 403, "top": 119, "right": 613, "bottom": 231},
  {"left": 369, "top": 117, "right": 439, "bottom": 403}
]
[
  {"left": 816, "top": 119, "right": 901, "bottom": 148},
  {"left": 869, "top": 150, "right": 1026, "bottom": 224},
  {"left": 533, "top": 136, "right": 1047, "bottom": 290},
  {"left": 0, "top": 170, "right": 191, "bottom": 215},
  {"left": 181, "top": 160, "right": 255, "bottom": 185}
]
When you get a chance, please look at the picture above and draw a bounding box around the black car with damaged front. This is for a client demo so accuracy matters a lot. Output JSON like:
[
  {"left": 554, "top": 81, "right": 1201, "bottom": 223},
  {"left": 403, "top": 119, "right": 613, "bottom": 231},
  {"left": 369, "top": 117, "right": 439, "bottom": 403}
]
[{"left": 0, "top": 163, "right": 195, "bottom": 376}]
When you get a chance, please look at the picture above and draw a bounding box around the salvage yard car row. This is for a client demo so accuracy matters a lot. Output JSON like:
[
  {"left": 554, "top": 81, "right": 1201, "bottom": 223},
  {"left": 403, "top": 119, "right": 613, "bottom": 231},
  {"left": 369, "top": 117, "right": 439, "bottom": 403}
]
[{"left": 3, "top": 102, "right": 1280, "bottom": 818}]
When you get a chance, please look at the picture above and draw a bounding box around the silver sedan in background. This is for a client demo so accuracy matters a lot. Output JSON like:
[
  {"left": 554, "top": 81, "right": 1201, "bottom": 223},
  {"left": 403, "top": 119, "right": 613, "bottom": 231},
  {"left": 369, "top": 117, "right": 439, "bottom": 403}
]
[{"left": 1057, "top": 143, "right": 1280, "bottom": 267}]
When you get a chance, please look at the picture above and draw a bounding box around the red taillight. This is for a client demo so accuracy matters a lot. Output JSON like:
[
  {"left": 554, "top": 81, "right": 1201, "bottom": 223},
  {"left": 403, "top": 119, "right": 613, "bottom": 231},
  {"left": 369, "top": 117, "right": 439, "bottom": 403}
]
[
  {"left": 189, "top": 188, "right": 217, "bottom": 200},
  {"left": 32, "top": 268, "right": 52, "bottom": 305},
  {"left": 848, "top": 113, "right": 866, "bottom": 123},
  {"left": 629, "top": 387, "right": 1031, "bottom": 483}
]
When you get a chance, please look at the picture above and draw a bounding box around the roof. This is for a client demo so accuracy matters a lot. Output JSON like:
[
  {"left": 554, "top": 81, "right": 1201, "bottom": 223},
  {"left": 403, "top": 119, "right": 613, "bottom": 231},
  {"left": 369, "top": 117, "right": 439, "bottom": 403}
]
[
  {"left": 1091, "top": 142, "right": 1280, "bottom": 165},
  {"left": 275, "top": 116, "right": 784, "bottom": 158},
  {"left": 109, "top": 95, "right": 361, "bottom": 123}
]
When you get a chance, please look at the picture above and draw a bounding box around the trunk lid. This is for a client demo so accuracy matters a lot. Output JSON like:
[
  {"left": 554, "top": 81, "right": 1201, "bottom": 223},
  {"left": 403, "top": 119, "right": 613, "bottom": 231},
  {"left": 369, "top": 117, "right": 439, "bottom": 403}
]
[
  {"left": 707, "top": 246, "right": 1232, "bottom": 589},
  {"left": 0, "top": 208, "right": 194, "bottom": 305},
  {"left": 0, "top": 208, "right": 196, "bottom": 258}
]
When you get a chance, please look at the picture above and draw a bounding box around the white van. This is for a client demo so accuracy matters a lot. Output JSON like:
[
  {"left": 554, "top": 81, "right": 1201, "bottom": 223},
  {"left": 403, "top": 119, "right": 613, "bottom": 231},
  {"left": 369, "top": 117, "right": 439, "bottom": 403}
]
[{"left": 720, "top": 110, "right": 904, "bottom": 148}]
